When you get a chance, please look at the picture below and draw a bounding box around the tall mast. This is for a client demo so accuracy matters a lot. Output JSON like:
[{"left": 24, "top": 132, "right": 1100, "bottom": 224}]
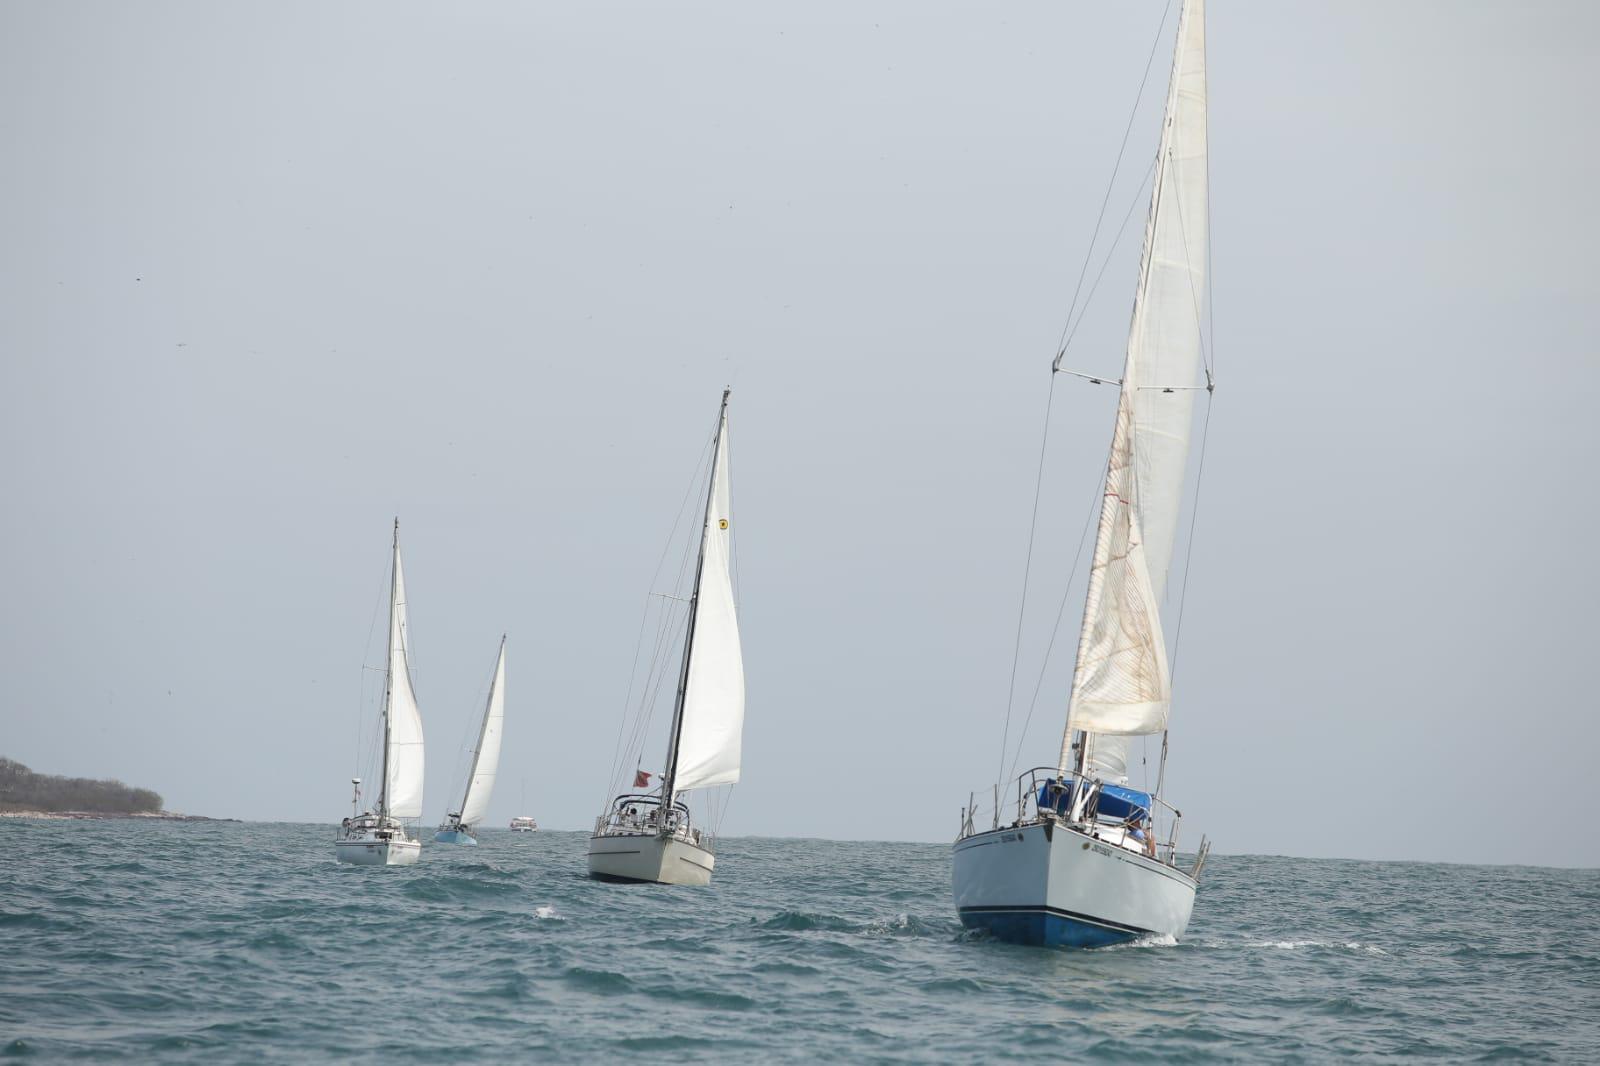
[
  {"left": 457, "top": 634, "right": 506, "bottom": 820},
  {"left": 378, "top": 518, "right": 399, "bottom": 820},
  {"left": 659, "top": 388, "right": 731, "bottom": 816}
]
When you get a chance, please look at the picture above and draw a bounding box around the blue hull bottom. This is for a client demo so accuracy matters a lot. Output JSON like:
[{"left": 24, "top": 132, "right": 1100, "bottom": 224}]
[
  {"left": 433, "top": 830, "right": 478, "bottom": 846},
  {"left": 958, "top": 907, "right": 1143, "bottom": 948}
]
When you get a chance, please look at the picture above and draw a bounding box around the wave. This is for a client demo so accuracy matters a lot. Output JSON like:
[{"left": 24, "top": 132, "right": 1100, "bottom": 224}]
[
  {"left": 1241, "top": 939, "right": 1389, "bottom": 955},
  {"left": 756, "top": 910, "right": 952, "bottom": 939}
]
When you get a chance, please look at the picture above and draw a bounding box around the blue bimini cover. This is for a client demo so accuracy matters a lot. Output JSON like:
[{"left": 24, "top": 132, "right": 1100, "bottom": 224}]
[{"left": 1037, "top": 781, "right": 1152, "bottom": 823}]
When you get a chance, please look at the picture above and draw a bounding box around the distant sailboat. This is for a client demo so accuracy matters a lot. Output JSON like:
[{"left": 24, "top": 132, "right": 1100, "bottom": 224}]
[
  {"left": 952, "top": 0, "right": 1214, "bottom": 945},
  {"left": 435, "top": 636, "right": 506, "bottom": 846},
  {"left": 509, "top": 779, "right": 537, "bottom": 832},
  {"left": 588, "top": 388, "right": 744, "bottom": 886},
  {"left": 336, "top": 520, "right": 426, "bottom": 866}
]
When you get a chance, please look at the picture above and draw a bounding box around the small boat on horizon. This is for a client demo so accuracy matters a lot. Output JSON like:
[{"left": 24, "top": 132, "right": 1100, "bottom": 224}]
[
  {"left": 509, "top": 816, "right": 538, "bottom": 833},
  {"left": 435, "top": 636, "right": 507, "bottom": 847},
  {"left": 588, "top": 388, "right": 745, "bottom": 886},
  {"left": 336, "top": 520, "right": 426, "bottom": 867}
]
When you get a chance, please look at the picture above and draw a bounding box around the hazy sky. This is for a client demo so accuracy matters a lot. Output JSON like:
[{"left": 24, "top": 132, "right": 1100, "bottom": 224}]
[{"left": 3, "top": 2, "right": 1596, "bottom": 867}]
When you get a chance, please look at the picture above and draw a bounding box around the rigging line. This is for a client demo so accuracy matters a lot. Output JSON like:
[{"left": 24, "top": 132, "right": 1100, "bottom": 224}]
[
  {"left": 994, "top": 373, "right": 1059, "bottom": 798},
  {"left": 1058, "top": 156, "right": 1157, "bottom": 356},
  {"left": 602, "top": 593, "right": 656, "bottom": 803},
  {"left": 1167, "top": 390, "right": 1214, "bottom": 684},
  {"left": 602, "top": 435, "right": 715, "bottom": 803},
  {"left": 1006, "top": 426, "right": 1120, "bottom": 786},
  {"left": 1055, "top": 0, "right": 1177, "bottom": 362},
  {"left": 614, "top": 596, "right": 682, "bottom": 798},
  {"left": 355, "top": 549, "right": 391, "bottom": 785},
  {"left": 615, "top": 507, "right": 698, "bottom": 798},
  {"left": 633, "top": 601, "right": 684, "bottom": 746}
]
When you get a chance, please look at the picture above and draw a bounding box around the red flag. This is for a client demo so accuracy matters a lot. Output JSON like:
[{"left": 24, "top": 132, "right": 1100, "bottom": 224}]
[{"left": 633, "top": 770, "right": 652, "bottom": 788}]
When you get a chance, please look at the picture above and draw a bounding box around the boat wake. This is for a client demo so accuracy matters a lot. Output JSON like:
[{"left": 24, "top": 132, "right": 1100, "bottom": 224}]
[{"left": 1172, "top": 937, "right": 1390, "bottom": 956}]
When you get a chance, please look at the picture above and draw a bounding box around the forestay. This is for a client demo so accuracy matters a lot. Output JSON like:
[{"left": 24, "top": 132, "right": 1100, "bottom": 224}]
[
  {"left": 671, "top": 410, "right": 745, "bottom": 793},
  {"left": 458, "top": 639, "right": 505, "bottom": 827},
  {"left": 384, "top": 545, "right": 426, "bottom": 820},
  {"left": 1063, "top": 0, "right": 1208, "bottom": 782}
]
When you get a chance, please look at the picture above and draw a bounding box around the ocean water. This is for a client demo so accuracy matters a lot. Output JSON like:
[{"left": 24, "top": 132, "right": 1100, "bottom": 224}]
[{"left": 1, "top": 821, "right": 1596, "bottom": 1062}]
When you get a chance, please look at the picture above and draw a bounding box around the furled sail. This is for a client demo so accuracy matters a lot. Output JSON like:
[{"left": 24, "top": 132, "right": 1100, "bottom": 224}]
[
  {"left": 457, "top": 638, "right": 505, "bottom": 827},
  {"left": 670, "top": 402, "right": 745, "bottom": 793},
  {"left": 1063, "top": 0, "right": 1208, "bottom": 781},
  {"left": 384, "top": 541, "right": 426, "bottom": 820}
]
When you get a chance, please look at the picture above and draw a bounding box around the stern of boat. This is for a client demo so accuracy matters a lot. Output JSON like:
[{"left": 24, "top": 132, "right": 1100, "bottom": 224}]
[
  {"left": 336, "top": 815, "right": 422, "bottom": 866},
  {"left": 587, "top": 793, "right": 715, "bottom": 885},
  {"left": 952, "top": 769, "right": 1201, "bottom": 947}
]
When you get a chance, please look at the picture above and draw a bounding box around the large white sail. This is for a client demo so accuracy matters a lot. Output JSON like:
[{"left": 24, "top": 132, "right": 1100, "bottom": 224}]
[
  {"left": 384, "top": 542, "right": 426, "bottom": 820},
  {"left": 1064, "top": 0, "right": 1208, "bottom": 781},
  {"left": 457, "top": 639, "right": 505, "bottom": 827},
  {"left": 670, "top": 406, "right": 745, "bottom": 793}
]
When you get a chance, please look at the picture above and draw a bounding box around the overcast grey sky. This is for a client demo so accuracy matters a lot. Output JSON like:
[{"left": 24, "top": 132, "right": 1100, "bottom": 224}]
[{"left": 2, "top": 2, "right": 1595, "bottom": 867}]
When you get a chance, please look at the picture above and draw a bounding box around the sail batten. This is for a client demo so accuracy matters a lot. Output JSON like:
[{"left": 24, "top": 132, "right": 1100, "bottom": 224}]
[
  {"left": 1063, "top": 0, "right": 1207, "bottom": 781},
  {"left": 457, "top": 639, "right": 505, "bottom": 827},
  {"left": 668, "top": 400, "right": 745, "bottom": 795}
]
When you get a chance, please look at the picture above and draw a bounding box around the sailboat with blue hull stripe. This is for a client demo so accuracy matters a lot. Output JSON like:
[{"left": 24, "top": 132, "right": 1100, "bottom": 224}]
[
  {"left": 434, "top": 637, "right": 506, "bottom": 846},
  {"left": 952, "top": 0, "right": 1215, "bottom": 947}
]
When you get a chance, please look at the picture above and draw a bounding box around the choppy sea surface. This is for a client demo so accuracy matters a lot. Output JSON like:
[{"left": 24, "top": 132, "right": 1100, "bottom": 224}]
[{"left": 2, "top": 820, "right": 1596, "bottom": 1062}]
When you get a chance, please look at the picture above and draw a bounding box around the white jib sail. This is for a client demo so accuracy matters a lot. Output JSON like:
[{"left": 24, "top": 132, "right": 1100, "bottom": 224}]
[
  {"left": 457, "top": 639, "right": 505, "bottom": 827},
  {"left": 1063, "top": 0, "right": 1207, "bottom": 781},
  {"left": 385, "top": 542, "right": 426, "bottom": 820},
  {"left": 671, "top": 410, "right": 745, "bottom": 793}
]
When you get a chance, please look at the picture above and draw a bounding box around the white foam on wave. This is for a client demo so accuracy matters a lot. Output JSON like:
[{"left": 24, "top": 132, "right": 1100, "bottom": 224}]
[
  {"left": 1245, "top": 939, "right": 1387, "bottom": 955},
  {"left": 862, "top": 912, "right": 913, "bottom": 937},
  {"left": 533, "top": 905, "right": 561, "bottom": 920},
  {"left": 1128, "top": 933, "right": 1179, "bottom": 948}
]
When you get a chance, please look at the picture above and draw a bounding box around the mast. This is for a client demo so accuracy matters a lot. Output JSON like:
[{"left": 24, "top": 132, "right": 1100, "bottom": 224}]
[
  {"left": 456, "top": 634, "right": 506, "bottom": 822},
  {"left": 659, "top": 388, "right": 732, "bottom": 818},
  {"left": 378, "top": 518, "right": 399, "bottom": 820}
]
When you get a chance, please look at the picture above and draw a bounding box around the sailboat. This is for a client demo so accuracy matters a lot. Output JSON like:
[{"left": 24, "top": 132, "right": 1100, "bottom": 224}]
[
  {"left": 588, "top": 388, "right": 744, "bottom": 886},
  {"left": 335, "top": 520, "right": 426, "bottom": 866},
  {"left": 952, "top": 0, "right": 1214, "bottom": 945},
  {"left": 435, "top": 636, "right": 506, "bottom": 846},
  {"left": 510, "top": 781, "right": 537, "bottom": 832}
]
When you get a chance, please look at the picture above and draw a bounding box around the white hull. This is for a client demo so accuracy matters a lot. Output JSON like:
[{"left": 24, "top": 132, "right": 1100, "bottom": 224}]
[
  {"left": 587, "top": 831, "right": 715, "bottom": 886},
  {"left": 952, "top": 820, "right": 1195, "bottom": 947},
  {"left": 335, "top": 837, "right": 421, "bottom": 867}
]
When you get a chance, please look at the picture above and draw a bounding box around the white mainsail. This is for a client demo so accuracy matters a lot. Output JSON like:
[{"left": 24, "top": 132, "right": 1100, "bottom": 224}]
[
  {"left": 669, "top": 400, "right": 745, "bottom": 794},
  {"left": 457, "top": 638, "right": 506, "bottom": 827},
  {"left": 383, "top": 538, "right": 426, "bottom": 820},
  {"left": 1062, "top": 0, "right": 1208, "bottom": 781}
]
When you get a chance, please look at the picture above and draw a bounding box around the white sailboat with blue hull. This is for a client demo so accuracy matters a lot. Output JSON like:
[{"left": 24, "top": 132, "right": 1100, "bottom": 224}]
[
  {"left": 336, "top": 520, "right": 426, "bottom": 867},
  {"left": 953, "top": 0, "right": 1214, "bottom": 946},
  {"left": 435, "top": 636, "right": 506, "bottom": 846}
]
